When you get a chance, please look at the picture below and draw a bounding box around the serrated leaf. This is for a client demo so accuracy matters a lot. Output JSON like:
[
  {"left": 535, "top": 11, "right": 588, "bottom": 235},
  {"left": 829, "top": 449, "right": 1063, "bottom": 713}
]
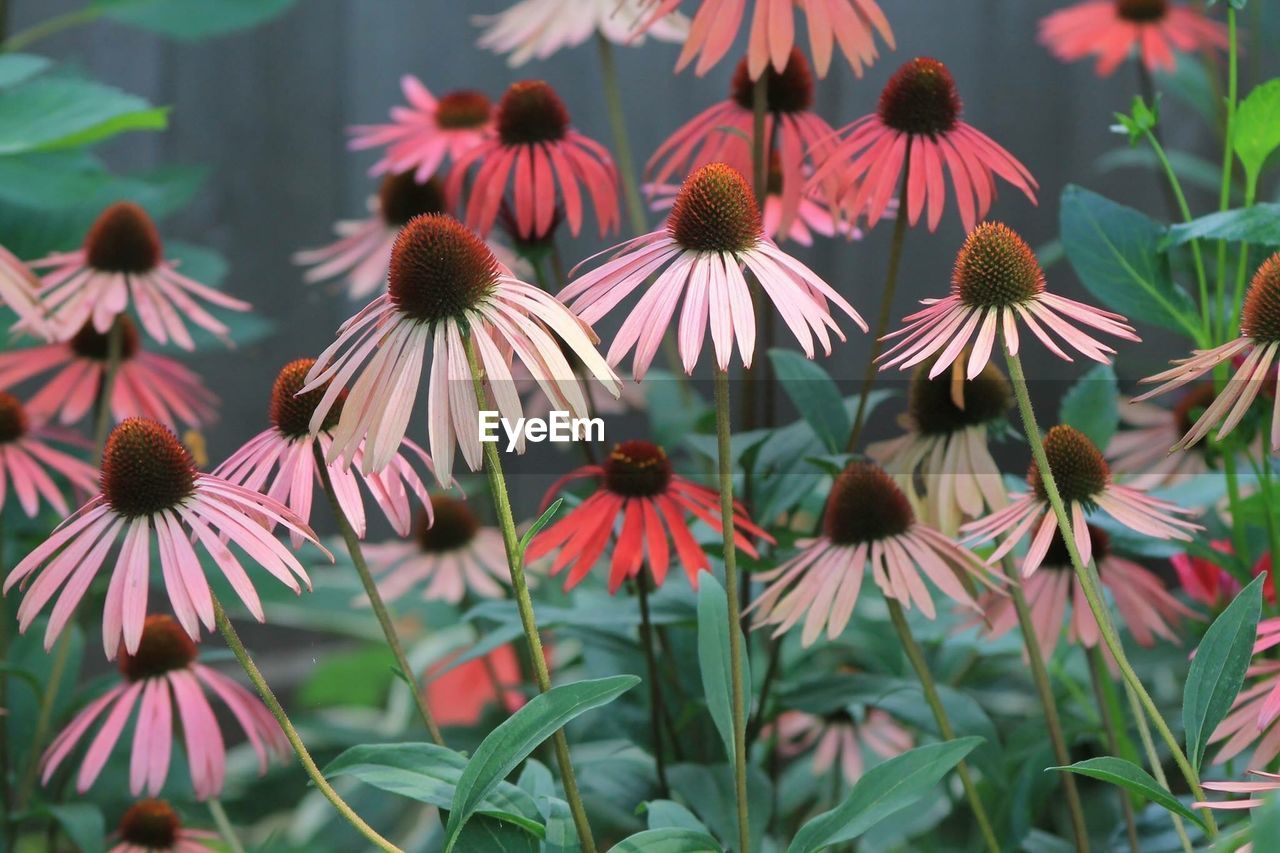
[
  {"left": 769, "top": 349, "right": 850, "bottom": 453},
  {"left": 1052, "top": 757, "right": 1206, "bottom": 829},
  {"left": 611, "top": 828, "right": 723, "bottom": 852},
  {"left": 1234, "top": 80, "right": 1280, "bottom": 184},
  {"left": 1059, "top": 363, "right": 1119, "bottom": 449},
  {"left": 697, "top": 574, "right": 752, "bottom": 770},
  {"left": 95, "top": 0, "right": 298, "bottom": 39},
  {"left": 1163, "top": 204, "right": 1280, "bottom": 248}
]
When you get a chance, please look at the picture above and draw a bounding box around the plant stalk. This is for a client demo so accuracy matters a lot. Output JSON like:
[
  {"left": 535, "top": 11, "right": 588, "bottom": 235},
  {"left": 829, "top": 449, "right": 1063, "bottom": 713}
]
[
  {"left": 93, "top": 316, "right": 125, "bottom": 463},
  {"left": 208, "top": 799, "right": 246, "bottom": 853},
  {"left": 1087, "top": 647, "right": 1142, "bottom": 853},
  {"left": 634, "top": 575, "right": 670, "bottom": 797}
]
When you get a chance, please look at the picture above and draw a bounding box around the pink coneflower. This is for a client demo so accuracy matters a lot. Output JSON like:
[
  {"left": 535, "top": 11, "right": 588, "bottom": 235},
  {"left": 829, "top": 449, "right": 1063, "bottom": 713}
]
[
  {"left": 109, "top": 799, "right": 219, "bottom": 853},
  {"left": 301, "top": 214, "right": 618, "bottom": 485},
  {"left": 425, "top": 643, "right": 527, "bottom": 726},
  {"left": 511, "top": 358, "right": 646, "bottom": 421},
  {"left": 348, "top": 78, "right": 492, "bottom": 182},
  {"left": 1195, "top": 770, "right": 1280, "bottom": 814},
  {"left": 0, "top": 243, "right": 47, "bottom": 331},
  {"left": 748, "top": 462, "right": 998, "bottom": 645},
  {"left": 31, "top": 203, "right": 250, "bottom": 350},
  {"left": 527, "top": 440, "right": 771, "bottom": 591},
  {"left": 1170, "top": 541, "right": 1240, "bottom": 609},
  {"left": 867, "top": 354, "right": 1011, "bottom": 535},
  {"left": 979, "top": 524, "right": 1196, "bottom": 660},
  {"left": 771, "top": 708, "right": 913, "bottom": 784},
  {"left": 445, "top": 80, "right": 619, "bottom": 239},
  {"left": 474, "top": 0, "right": 688, "bottom": 66},
  {"left": 561, "top": 163, "right": 866, "bottom": 380},
  {"left": 0, "top": 317, "right": 217, "bottom": 432},
  {"left": 879, "top": 222, "right": 1139, "bottom": 380},
  {"left": 1039, "top": 0, "right": 1227, "bottom": 77},
  {"left": 5, "top": 418, "right": 329, "bottom": 657},
  {"left": 40, "top": 615, "right": 287, "bottom": 800},
  {"left": 214, "top": 359, "right": 434, "bottom": 546},
  {"left": 0, "top": 393, "right": 97, "bottom": 518},
  {"left": 365, "top": 497, "right": 509, "bottom": 604},
  {"left": 810, "top": 59, "right": 1037, "bottom": 233},
  {"left": 1107, "top": 385, "right": 1216, "bottom": 489},
  {"left": 637, "top": 0, "right": 893, "bottom": 78},
  {"left": 646, "top": 50, "right": 841, "bottom": 237},
  {"left": 962, "top": 425, "right": 1199, "bottom": 577},
  {"left": 1210, "top": 617, "right": 1280, "bottom": 767},
  {"left": 1135, "top": 253, "right": 1280, "bottom": 453},
  {"left": 294, "top": 173, "right": 449, "bottom": 300}
]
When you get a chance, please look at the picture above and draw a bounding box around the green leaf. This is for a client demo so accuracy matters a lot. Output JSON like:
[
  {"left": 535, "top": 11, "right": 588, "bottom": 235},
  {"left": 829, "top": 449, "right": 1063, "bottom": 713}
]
[
  {"left": 1251, "top": 792, "right": 1280, "bottom": 846},
  {"left": 95, "top": 0, "right": 298, "bottom": 39},
  {"left": 0, "top": 75, "right": 166, "bottom": 155},
  {"left": 769, "top": 349, "right": 850, "bottom": 453},
  {"left": 42, "top": 804, "right": 106, "bottom": 853},
  {"left": 1051, "top": 757, "right": 1206, "bottom": 830},
  {"left": 1059, "top": 184, "right": 1200, "bottom": 339},
  {"left": 519, "top": 498, "right": 563, "bottom": 555},
  {"left": 1164, "top": 204, "right": 1280, "bottom": 249},
  {"left": 788, "top": 738, "right": 983, "bottom": 853},
  {"left": 450, "top": 815, "right": 541, "bottom": 853},
  {"left": 297, "top": 644, "right": 394, "bottom": 708},
  {"left": 443, "top": 675, "right": 639, "bottom": 850},
  {"left": 1185, "top": 574, "right": 1265, "bottom": 769},
  {"left": 610, "top": 828, "right": 723, "bottom": 852},
  {"left": 0, "top": 54, "right": 51, "bottom": 88},
  {"left": 696, "top": 574, "right": 752, "bottom": 770},
  {"left": 1059, "top": 363, "right": 1119, "bottom": 449},
  {"left": 645, "top": 800, "right": 711, "bottom": 832},
  {"left": 1234, "top": 80, "right": 1280, "bottom": 185}
]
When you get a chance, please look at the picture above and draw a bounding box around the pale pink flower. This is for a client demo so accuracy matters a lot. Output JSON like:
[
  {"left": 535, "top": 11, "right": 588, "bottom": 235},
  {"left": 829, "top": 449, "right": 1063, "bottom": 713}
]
[
  {"left": 561, "top": 162, "right": 866, "bottom": 381},
  {"left": 1107, "top": 387, "right": 1215, "bottom": 489},
  {"left": 1195, "top": 770, "right": 1280, "bottom": 817},
  {"left": 41, "top": 615, "right": 287, "bottom": 800},
  {"left": 4, "top": 418, "right": 330, "bottom": 657},
  {"left": 32, "top": 203, "right": 250, "bottom": 350},
  {"left": 1210, "top": 617, "right": 1280, "bottom": 767},
  {"left": 0, "top": 393, "right": 97, "bottom": 518},
  {"left": 474, "top": 0, "right": 688, "bottom": 66},
  {"left": 0, "top": 242, "right": 47, "bottom": 333},
  {"left": 214, "top": 359, "right": 434, "bottom": 547},
  {"left": 511, "top": 359, "right": 646, "bottom": 421},
  {"left": 879, "top": 222, "right": 1139, "bottom": 380},
  {"left": 301, "top": 214, "right": 618, "bottom": 485},
  {"left": 445, "top": 80, "right": 619, "bottom": 239},
  {"left": 747, "top": 462, "right": 999, "bottom": 646},
  {"left": 348, "top": 78, "right": 492, "bottom": 182},
  {"left": 771, "top": 709, "right": 913, "bottom": 784},
  {"left": 0, "top": 317, "right": 217, "bottom": 432},
  {"left": 962, "top": 425, "right": 1199, "bottom": 577},
  {"left": 1040, "top": 0, "right": 1227, "bottom": 77},
  {"left": 110, "top": 799, "right": 220, "bottom": 853}
]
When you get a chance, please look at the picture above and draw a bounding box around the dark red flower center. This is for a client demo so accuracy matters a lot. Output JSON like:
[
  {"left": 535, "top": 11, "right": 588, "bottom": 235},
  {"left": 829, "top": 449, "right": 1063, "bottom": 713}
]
[
  {"left": 953, "top": 221, "right": 1045, "bottom": 308},
  {"left": 1173, "top": 383, "right": 1219, "bottom": 435},
  {"left": 1028, "top": 425, "right": 1110, "bottom": 506},
  {"left": 0, "top": 392, "right": 29, "bottom": 444},
  {"left": 436, "top": 89, "right": 492, "bottom": 130},
  {"left": 118, "top": 615, "right": 198, "bottom": 681},
  {"left": 270, "top": 358, "right": 344, "bottom": 438},
  {"left": 731, "top": 49, "right": 814, "bottom": 114},
  {"left": 823, "top": 462, "right": 915, "bottom": 545},
  {"left": 603, "top": 440, "right": 673, "bottom": 498},
  {"left": 416, "top": 496, "right": 480, "bottom": 552},
  {"left": 908, "top": 356, "right": 1012, "bottom": 435},
  {"left": 667, "top": 163, "right": 762, "bottom": 253},
  {"left": 379, "top": 173, "right": 447, "bottom": 226},
  {"left": 387, "top": 214, "right": 499, "bottom": 323},
  {"left": 1115, "top": 0, "right": 1168, "bottom": 22},
  {"left": 878, "top": 57, "right": 961, "bottom": 137},
  {"left": 118, "top": 799, "right": 181, "bottom": 849},
  {"left": 1242, "top": 253, "right": 1280, "bottom": 343},
  {"left": 497, "top": 80, "right": 569, "bottom": 146},
  {"left": 1042, "top": 523, "right": 1110, "bottom": 570},
  {"left": 69, "top": 317, "right": 141, "bottom": 362},
  {"left": 101, "top": 418, "right": 197, "bottom": 517},
  {"left": 84, "top": 202, "right": 163, "bottom": 274}
]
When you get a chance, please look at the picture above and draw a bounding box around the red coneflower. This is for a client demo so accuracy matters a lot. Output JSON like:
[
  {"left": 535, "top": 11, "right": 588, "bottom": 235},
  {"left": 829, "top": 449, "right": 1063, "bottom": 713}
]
[
  {"left": 348, "top": 78, "right": 492, "bottom": 182},
  {"left": 770, "top": 708, "right": 913, "bottom": 785},
  {"left": 0, "top": 393, "right": 97, "bottom": 518},
  {"left": 425, "top": 643, "right": 527, "bottom": 726},
  {"left": 474, "top": 0, "right": 688, "bottom": 66},
  {"left": 1039, "top": 0, "right": 1227, "bottom": 78},
  {"left": 109, "top": 799, "right": 219, "bottom": 853},
  {"left": 1169, "top": 541, "right": 1240, "bottom": 609}
]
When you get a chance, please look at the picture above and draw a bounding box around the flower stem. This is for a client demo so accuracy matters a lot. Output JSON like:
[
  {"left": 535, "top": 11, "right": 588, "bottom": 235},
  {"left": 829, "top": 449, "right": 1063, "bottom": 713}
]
[
  {"left": 596, "top": 35, "right": 646, "bottom": 236},
  {"left": 739, "top": 77, "right": 772, "bottom": 433},
  {"left": 1002, "top": 343, "right": 1217, "bottom": 836},
  {"left": 1087, "top": 647, "right": 1141, "bottom": 853},
  {"left": 208, "top": 799, "right": 246, "bottom": 853},
  {"left": 633, "top": 574, "right": 670, "bottom": 797},
  {"left": 1122, "top": 675, "right": 1194, "bottom": 853},
  {"left": 464, "top": 338, "right": 598, "bottom": 853},
  {"left": 93, "top": 316, "right": 125, "bottom": 463},
  {"left": 0, "top": 6, "right": 103, "bottom": 51},
  {"left": 1134, "top": 61, "right": 1180, "bottom": 220},
  {"left": 1214, "top": 7, "right": 1239, "bottom": 344},
  {"left": 210, "top": 594, "right": 400, "bottom": 853},
  {"left": 713, "top": 367, "right": 752, "bottom": 853},
  {"left": 1142, "top": 127, "right": 1210, "bottom": 346},
  {"left": 885, "top": 599, "right": 999, "bottom": 853},
  {"left": 312, "top": 445, "right": 445, "bottom": 746},
  {"left": 14, "top": 628, "right": 71, "bottom": 812}
]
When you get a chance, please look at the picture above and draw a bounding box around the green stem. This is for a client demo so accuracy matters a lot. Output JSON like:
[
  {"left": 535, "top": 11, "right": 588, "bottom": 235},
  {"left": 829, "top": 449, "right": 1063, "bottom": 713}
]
[
  {"left": 0, "top": 6, "right": 102, "bottom": 51},
  {"left": 634, "top": 575, "right": 670, "bottom": 797},
  {"left": 1134, "top": 63, "right": 1180, "bottom": 221},
  {"left": 596, "top": 35, "right": 646, "bottom": 236},
  {"left": 1213, "top": 8, "right": 1238, "bottom": 343},
  {"left": 14, "top": 629, "right": 70, "bottom": 812},
  {"left": 465, "top": 339, "right": 598, "bottom": 853},
  {"left": 312, "top": 445, "right": 445, "bottom": 746},
  {"left": 93, "top": 316, "right": 125, "bottom": 463},
  {"left": 885, "top": 600, "right": 999, "bottom": 853},
  {"left": 713, "top": 368, "right": 752, "bottom": 853},
  {"left": 1003, "top": 345, "right": 1217, "bottom": 836},
  {"left": 1143, "top": 128, "right": 1210, "bottom": 344},
  {"left": 1122, "top": 677, "right": 1193, "bottom": 853},
  {"left": 1087, "top": 648, "right": 1141, "bottom": 853},
  {"left": 208, "top": 799, "right": 246, "bottom": 853}
]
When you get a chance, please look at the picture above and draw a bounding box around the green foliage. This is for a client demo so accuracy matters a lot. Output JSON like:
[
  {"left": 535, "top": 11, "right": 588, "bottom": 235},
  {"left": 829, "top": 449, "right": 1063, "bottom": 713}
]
[
  {"left": 93, "top": 0, "right": 299, "bottom": 39},
  {"left": 1052, "top": 757, "right": 1206, "bottom": 829},
  {"left": 610, "top": 828, "right": 723, "bottom": 851},
  {"left": 1233, "top": 80, "right": 1280, "bottom": 186},
  {"left": 1164, "top": 204, "right": 1280, "bottom": 248},
  {"left": 768, "top": 349, "right": 850, "bottom": 453},
  {"left": 696, "top": 574, "right": 752, "bottom": 770},
  {"left": 297, "top": 644, "right": 396, "bottom": 709},
  {"left": 0, "top": 70, "right": 166, "bottom": 155},
  {"left": 1059, "top": 363, "right": 1119, "bottom": 449}
]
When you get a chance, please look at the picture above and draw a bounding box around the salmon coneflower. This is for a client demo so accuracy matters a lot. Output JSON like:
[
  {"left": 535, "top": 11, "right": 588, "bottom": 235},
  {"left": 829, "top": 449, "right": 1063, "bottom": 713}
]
[
  {"left": 810, "top": 59, "right": 1037, "bottom": 233},
  {"left": 4, "top": 418, "right": 330, "bottom": 656},
  {"left": 348, "top": 78, "right": 492, "bottom": 182},
  {"left": 0, "top": 318, "right": 217, "bottom": 432},
  {"left": 364, "top": 498, "right": 509, "bottom": 604},
  {"left": 109, "top": 799, "right": 219, "bottom": 853},
  {"left": 41, "top": 615, "right": 287, "bottom": 800},
  {"left": 473, "top": 0, "right": 688, "bottom": 66},
  {"left": 636, "top": 0, "right": 893, "bottom": 78},
  {"left": 1107, "top": 384, "right": 1217, "bottom": 488},
  {"left": 867, "top": 354, "right": 1012, "bottom": 535},
  {"left": 0, "top": 242, "right": 47, "bottom": 332},
  {"left": 0, "top": 393, "right": 97, "bottom": 517},
  {"left": 962, "top": 425, "right": 1199, "bottom": 577},
  {"left": 425, "top": 644, "right": 527, "bottom": 726},
  {"left": 561, "top": 163, "right": 866, "bottom": 380},
  {"left": 1209, "top": 617, "right": 1280, "bottom": 768},
  {"left": 1136, "top": 253, "right": 1280, "bottom": 453},
  {"left": 32, "top": 203, "right": 250, "bottom": 350},
  {"left": 1170, "top": 541, "right": 1240, "bottom": 609},
  {"left": 770, "top": 708, "right": 913, "bottom": 785},
  {"left": 1039, "top": 0, "right": 1227, "bottom": 78},
  {"left": 301, "top": 214, "right": 618, "bottom": 485},
  {"left": 214, "top": 359, "right": 435, "bottom": 546},
  {"left": 445, "top": 80, "right": 620, "bottom": 239},
  {"left": 747, "top": 462, "right": 998, "bottom": 645},
  {"left": 880, "top": 223, "right": 1139, "bottom": 380},
  {"left": 526, "top": 440, "right": 771, "bottom": 591}
]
